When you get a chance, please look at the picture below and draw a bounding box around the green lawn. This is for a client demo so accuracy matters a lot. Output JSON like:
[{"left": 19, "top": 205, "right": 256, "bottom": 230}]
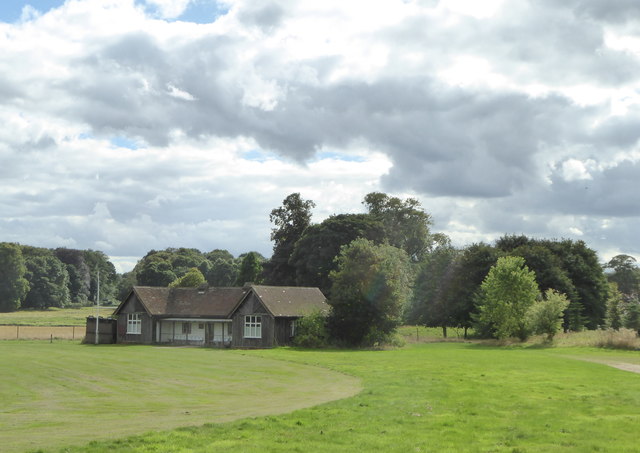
[
  {"left": 2, "top": 341, "right": 640, "bottom": 453},
  {"left": 0, "top": 307, "right": 115, "bottom": 326},
  {"left": 0, "top": 342, "right": 360, "bottom": 453}
]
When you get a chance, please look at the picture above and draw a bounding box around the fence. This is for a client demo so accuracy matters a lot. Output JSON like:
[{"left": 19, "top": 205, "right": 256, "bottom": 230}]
[{"left": 0, "top": 325, "right": 86, "bottom": 340}]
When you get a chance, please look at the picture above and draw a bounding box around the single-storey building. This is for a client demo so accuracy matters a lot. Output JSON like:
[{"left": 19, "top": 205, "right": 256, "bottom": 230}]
[{"left": 111, "top": 284, "right": 328, "bottom": 348}]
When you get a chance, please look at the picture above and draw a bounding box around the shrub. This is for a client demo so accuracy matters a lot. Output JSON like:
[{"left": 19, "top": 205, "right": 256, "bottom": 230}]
[
  {"left": 292, "top": 311, "right": 329, "bottom": 348},
  {"left": 527, "top": 289, "right": 570, "bottom": 341}
]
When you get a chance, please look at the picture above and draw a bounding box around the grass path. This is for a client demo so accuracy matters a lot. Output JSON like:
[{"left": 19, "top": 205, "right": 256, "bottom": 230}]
[
  {"left": 0, "top": 342, "right": 361, "bottom": 453},
  {"left": 48, "top": 342, "right": 640, "bottom": 453}
]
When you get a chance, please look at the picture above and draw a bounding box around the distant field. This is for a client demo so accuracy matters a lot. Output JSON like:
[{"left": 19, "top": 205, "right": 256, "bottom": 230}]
[
  {"left": 0, "top": 341, "right": 361, "bottom": 453},
  {"left": 2, "top": 341, "right": 639, "bottom": 452},
  {"left": 0, "top": 306, "right": 115, "bottom": 326},
  {"left": 0, "top": 325, "right": 85, "bottom": 340}
]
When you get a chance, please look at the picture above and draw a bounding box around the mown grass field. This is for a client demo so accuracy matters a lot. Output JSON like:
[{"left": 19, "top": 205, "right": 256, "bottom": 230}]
[
  {"left": 0, "top": 307, "right": 116, "bottom": 326},
  {"left": 0, "top": 342, "right": 360, "bottom": 453},
  {"left": 2, "top": 340, "right": 639, "bottom": 452}
]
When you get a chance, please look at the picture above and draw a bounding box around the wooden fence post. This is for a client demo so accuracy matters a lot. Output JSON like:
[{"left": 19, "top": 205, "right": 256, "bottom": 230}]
[{"left": 16, "top": 325, "right": 19, "bottom": 340}]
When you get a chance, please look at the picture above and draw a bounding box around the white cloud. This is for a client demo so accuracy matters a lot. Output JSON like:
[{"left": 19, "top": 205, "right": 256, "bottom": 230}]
[
  {"left": 2, "top": 0, "right": 640, "bottom": 271},
  {"left": 561, "top": 159, "right": 593, "bottom": 182}
]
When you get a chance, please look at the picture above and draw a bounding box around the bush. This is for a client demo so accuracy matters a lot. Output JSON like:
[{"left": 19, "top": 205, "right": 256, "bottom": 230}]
[
  {"left": 527, "top": 289, "right": 570, "bottom": 341},
  {"left": 292, "top": 311, "right": 329, "bottom": 348}
]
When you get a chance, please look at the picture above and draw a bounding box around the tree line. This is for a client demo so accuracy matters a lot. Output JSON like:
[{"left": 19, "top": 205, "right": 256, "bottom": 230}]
[
  {"left": 260, "top": 193, "right": 640, "bottom": 346},
  {"left": 2, "top": 192, "right": 639, "bottom": 348},
  {"left": 0, "top": 244, "right": 117, "bottom": 311}
]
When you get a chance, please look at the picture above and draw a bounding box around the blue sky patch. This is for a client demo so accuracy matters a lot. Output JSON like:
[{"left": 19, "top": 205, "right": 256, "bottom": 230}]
[
  {"left": 316, "top": 151, "right": 365, "bottom": 162},
  {"left": 110, "top": 136, "right": 140, "bottom": 150},
  {"left": 0, "top": 0, "right": 62, "bottom": 23},
  {"left": 1, "top": 1, "right": 228, "bottom": 24},
  {"left": 136, "top": 0, "right": 228, "bottom": 23},
  {"left": 174, "top": 0, "right": 228, "bottom": 24}
]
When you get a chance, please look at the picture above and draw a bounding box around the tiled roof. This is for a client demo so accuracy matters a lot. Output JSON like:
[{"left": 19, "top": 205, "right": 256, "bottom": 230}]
[
  {"left": 132, "top": 286, "right": 247, "bottom": 318},
  {"left": 251, "top": 285, "right": 329, "bottom": 317},
  {"left": 118, "top": 285, "right": 329, "bottom": 318}
]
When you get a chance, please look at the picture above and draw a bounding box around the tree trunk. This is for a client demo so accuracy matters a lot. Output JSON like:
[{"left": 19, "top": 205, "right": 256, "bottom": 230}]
[{"left": 442, "top": 326, "right": 447, "bottom": 338}]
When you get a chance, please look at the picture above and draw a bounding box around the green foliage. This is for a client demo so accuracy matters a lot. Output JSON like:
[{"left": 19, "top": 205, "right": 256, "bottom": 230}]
[
  {"left": 236, "top": 252, "right": 264, "bottom": 285},
  {"left": 264, "top": 193, "right": 315, "bottom": 286},
  {"left": 136, "top": 253, "right": 178, "bottom": 286},
  {"left": 440, "top": 242, "right": 501, "bottom": 332},
  {"left": 496, "top": 235, "right": 607, "bottom": 330},
  {"left": 206, "top": 257, "right": 238, "bottom": 286},
  {"left": 328, "top": 239, "right": 413, "bottom": 346},
  {"left": 83, "top": 250, "right": 118, "bottom": 304},
  {"left": 527, "top": 289, "right": 570, "bottom": 341},
  {"left": 476, "top": 256, "right": 540, "bottom": 341},
  {"left": 363, "top": 192, "right": 434, "bottom": 261},
  {"left": 406, "top": 244, "right": 459, "bottom": 337},
  {"left": 23, "top": 254, "right": 71, "bottom": 309},
  {"left": 169, "top": 268, "right": 206, "bottom": 288},
  {"left": 55, "top": 248, "right": 91, "bottom": 304},
  {"left": 545, "top": 239, "right": 608, "bottom": 329},
  {"left": 604, "top": 254, "right": 639, "bottom": 298},
  {"left": 0, "top": 243, "right": 29, "bottom": 312},
  {"left": 624, "top": 301, "right": 640, "bottom": 335},
  {"left": 290, "top": 213, "right": 386, "bottom": 294},
  {"left": 115, "top": 271, "right": 137, "bottom": 302},
  {"left": 605, "top": 283, "right": 624, "bottom": 331},
  {"left": 292, "top": 311, "right": 330, "bottom": 348}
]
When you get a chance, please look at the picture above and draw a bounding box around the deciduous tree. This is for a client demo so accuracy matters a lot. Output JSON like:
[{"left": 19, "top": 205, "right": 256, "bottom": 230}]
[
  {"left": 527, "top": 289, "right": 570, "bottom": 341},
  {"left": 476, "top": 256, "right": 539, "bottom": 341},
  {"left": 236, "top": 252, "right": 264, "bottom": 285},
  {"left": 406, "top": 243, "right": 459, "bottom": 337},
  {"left": 0, "top": 243, "right": 29, "bottom": 312},
  {"left": 363, "top": 192, "right": 434, "bottom": 261},
  {"left": 263, "top": 193, "right": 315, "bottom": 286},
  {"left": 289, "top": 213, "right": 386, "bottom": 294},
  {"left": 605, "top": 283, "right": 624, "bottom": 331},
  {"left": 23, "top": 255, "right": 71, "bottom": 309},
  {"left": 169, "top": 267, "right": 206, "bottom": 288},
  {"left": 328, "top": 239, "right": 412, "bottom": 346}
]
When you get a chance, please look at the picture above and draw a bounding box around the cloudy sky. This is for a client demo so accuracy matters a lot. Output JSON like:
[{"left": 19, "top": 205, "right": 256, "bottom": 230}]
[{"left": 2, "top": 0, "right": 640, "bottom": 273}]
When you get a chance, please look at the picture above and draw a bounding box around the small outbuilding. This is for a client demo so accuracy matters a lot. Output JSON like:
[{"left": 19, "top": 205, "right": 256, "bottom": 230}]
[{"left": 110, "top": 284, "right": 328, "bottom": 348}]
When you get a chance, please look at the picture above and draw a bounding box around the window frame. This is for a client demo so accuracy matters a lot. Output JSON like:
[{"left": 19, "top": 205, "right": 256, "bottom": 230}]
[
  {"left": 182, "top": 322, "right": 192, "bottom": 335},
  {"left": 244, "top": 315, "right": 262, "bottom": 338},
  {"left": 127, "top": 313, "right": 141, "bottom": 334}
]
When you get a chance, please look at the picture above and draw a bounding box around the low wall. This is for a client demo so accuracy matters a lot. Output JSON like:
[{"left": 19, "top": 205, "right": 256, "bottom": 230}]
[{"left": 0, "top": 325, "right": 86, "bottom": 340}]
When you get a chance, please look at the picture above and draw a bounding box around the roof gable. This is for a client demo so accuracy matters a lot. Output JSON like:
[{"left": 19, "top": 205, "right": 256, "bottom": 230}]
[
  {"left": 250, "top": 286, "right": 328, "bottom": 317},
  {"left": 119, "top": 286, "right": 248, "bottom": 318},
  {"left": 113, "top": 285, "right": 328, "bottom": 319}
]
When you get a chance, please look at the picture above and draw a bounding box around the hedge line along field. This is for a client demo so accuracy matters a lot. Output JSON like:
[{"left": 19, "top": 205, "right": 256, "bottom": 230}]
[
  {"left": 43, "top": 342, "right": 640, "bottom": 453},
  {"left": 0, "top": 341, "right": 361, "bottom": 453}
]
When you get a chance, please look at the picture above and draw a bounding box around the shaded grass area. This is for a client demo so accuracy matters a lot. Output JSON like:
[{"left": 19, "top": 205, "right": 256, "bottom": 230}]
[
  {"left": 0, "top": 307, "right": 116, "bottom": 326},
  {"left": 0, "top": 342, "right": 360, "bottom": 453},
  {"left": 49, "top": 342, "right": 640, "bottom": 453}
]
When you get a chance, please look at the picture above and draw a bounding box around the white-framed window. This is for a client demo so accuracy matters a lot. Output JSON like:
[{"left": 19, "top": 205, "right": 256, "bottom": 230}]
[
  {"left": 127, "top": 313, "right": 141, "bottom": 334},
  {"left": 182, "top": 322, "right": 191, "bottom": 334},
  {"left": 244, "top": 315, "right": 262, "bottom": 338}
]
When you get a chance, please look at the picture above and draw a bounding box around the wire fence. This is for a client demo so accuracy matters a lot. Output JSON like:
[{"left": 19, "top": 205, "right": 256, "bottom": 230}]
[{"left": 0, "top": 325, "right": 86, "bottom": 340}]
